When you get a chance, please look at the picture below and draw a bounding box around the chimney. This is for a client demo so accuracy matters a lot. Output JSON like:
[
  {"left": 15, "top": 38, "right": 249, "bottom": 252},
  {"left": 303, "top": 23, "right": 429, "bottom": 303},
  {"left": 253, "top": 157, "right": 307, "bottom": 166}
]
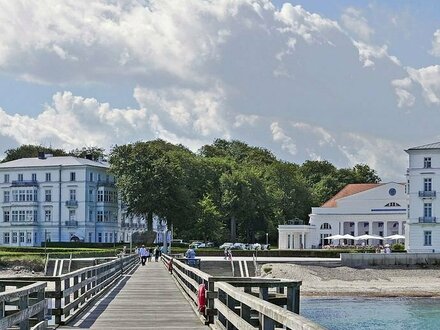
[{"left": 85, "top": 154, "right": 93, "bottom": 160}]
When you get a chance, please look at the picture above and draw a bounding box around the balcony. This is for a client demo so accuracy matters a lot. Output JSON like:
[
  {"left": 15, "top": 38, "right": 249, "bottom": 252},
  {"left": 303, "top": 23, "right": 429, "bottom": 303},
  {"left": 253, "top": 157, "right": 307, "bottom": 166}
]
[
  {"left": 65, "top": 200, "right": 78, "bottom": 208},
  {"left": 10, "top": 220, "right": 38, "bottom": 226},
  {"left": 11, "top": 180, "right": 38, "bottom": 187},
  {"left": 419, "top": 190, "right": 436, "bottom": 198},
  {"left": 65, "top": 220, "right": 78, "bottom": 227},
  {"left": 418, "top": 216, "right": 437, "bottom": 223},
  {"left": 97, "top": 181, "right": 116, "bottom": 188}
]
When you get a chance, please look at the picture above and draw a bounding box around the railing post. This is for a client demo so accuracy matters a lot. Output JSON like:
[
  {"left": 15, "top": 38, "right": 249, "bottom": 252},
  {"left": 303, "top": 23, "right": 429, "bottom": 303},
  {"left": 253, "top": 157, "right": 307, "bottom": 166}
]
[
  {"left": 207, "top": 278, "right": 215, "bottom": 325},
  {"left": 64, "top": 278, "right": 70, "bottom": 317},
  {"left": 261, "top": 315, "right": 275, "bottom": 330},
  {"left": 226, "top": 293, "right": 235, "bottom": 330},
  {"left": 73, "top": 275, "right": 79, "bottom": 310},
  {"left": 19, "top": 294, "right": 29, "bottom": 330},
  {"left": 36, "top": 287, "right": 45, "bottom": 323},
  {"left": 81, "top": 272, "right": 86, "bottom": 295},
  {"left": 55, "top": 279, "right": 62, "bottom": 325},
  {"left": 286, "top": 285, "right": 300, "bottom": 314},
  {"left": 241, "top": 287, "right": 252, "bottom": 324}
]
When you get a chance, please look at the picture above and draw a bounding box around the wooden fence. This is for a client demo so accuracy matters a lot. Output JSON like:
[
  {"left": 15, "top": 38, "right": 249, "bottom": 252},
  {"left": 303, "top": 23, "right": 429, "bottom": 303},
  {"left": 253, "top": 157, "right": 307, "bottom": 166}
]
[
  {"left": 161, "top": 254, "right": 325, "bottom": 329},
  {"left": 0, "top": 254, "right": 138, "bottom": 326},
  {"left": 0, "top": 280, "right": 47, "bottom": 330}
]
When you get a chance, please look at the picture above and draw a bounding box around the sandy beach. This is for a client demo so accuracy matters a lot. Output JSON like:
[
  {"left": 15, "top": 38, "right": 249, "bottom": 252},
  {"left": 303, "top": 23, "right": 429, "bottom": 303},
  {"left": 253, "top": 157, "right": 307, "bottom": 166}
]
[{"left": 261, "top": 263, "right": 440, "bottom": 297}]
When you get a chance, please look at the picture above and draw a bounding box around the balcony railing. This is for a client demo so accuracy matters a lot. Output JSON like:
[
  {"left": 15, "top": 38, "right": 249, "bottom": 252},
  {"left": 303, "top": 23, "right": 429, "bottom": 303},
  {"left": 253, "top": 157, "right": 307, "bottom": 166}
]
[
  {"left": 65, "top": 200, "right": 78, "bottom": 207},
  {"left": 418, "top": 216, "right": 437, "bottom": 223},
  {"left": 97, "top": 180, "right": 116, "bottom": 187},
  {"left": 419, "top": 190, "right": 436, "bottom": 198},
  {"left": 10, "top": 220, "right": 38, "bottom": 226},
  {"left": 65, "top": 220, "right": 78, "bottom": 227},
  {"left": 11, "top": 180, "right": 39, "bottom": 187}
]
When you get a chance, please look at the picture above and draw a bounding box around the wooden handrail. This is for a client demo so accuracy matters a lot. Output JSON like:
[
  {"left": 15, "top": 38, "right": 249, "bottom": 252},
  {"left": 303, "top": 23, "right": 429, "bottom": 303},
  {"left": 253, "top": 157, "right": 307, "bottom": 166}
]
[{"left": 0, "top": 281, "right": 47, "bottom": 330}]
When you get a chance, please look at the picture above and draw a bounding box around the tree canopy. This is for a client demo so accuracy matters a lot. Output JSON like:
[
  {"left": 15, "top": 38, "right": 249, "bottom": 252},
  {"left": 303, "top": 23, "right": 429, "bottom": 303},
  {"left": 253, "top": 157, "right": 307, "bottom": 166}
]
[{"left": 110, "top": 139, "right": 381, "bottom": 244}]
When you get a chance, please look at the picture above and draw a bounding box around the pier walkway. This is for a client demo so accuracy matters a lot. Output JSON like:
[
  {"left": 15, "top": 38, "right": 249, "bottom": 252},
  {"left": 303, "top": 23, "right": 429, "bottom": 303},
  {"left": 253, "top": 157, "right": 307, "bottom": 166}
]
[{"left": 65, "top": 261, "right": 208, "bottom": 329}]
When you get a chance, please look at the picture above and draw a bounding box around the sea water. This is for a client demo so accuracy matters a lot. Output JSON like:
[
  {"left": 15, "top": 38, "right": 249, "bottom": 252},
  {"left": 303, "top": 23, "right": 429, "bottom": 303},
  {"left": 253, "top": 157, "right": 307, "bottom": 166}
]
[{"left": 301, "top": 297, "right": 440, "bottom": 330}]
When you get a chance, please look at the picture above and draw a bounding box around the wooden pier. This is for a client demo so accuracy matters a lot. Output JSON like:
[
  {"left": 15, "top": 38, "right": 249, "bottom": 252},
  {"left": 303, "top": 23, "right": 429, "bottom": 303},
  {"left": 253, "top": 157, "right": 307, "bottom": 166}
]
[{"left": 66, "top": 261, "right": 208, "bottom": 329}]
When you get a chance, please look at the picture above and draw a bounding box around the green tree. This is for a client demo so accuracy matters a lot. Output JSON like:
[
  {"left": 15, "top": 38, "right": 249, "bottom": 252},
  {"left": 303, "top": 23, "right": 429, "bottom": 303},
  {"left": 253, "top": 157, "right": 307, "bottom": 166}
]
[
  {"left": 110, "top": 140, "right": 193, "bottom": 230},
  {"left": 2, "top": 144, "right": 67, "bottom": 162},
  {"left": 69, "top": 147, "right": 106, "bottom": 161},
  {"left": 194, "top": 194, "right": 224, "bottom": 243}
]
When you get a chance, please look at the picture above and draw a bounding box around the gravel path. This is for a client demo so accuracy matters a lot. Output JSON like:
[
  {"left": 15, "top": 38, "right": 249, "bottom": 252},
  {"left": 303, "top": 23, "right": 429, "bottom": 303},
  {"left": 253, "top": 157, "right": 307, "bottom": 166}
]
[{"left": 261, "top": 263, "right": 440, "bottom": 297}]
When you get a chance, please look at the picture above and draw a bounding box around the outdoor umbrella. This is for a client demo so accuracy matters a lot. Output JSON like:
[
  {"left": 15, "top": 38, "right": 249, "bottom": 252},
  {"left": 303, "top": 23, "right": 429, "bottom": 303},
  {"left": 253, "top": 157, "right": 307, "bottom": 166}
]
[
  {"left": 354, "top": 234, "right": 384, "bottom": 240},
  {"left": 384, "top": 234, "right": 405, "bottom": 240},
  {"left": 326, "top": 234, "right": 344, "bottom": 240},
  {"left": 341, "top": 234, "right": 355, "bottom": 239}
]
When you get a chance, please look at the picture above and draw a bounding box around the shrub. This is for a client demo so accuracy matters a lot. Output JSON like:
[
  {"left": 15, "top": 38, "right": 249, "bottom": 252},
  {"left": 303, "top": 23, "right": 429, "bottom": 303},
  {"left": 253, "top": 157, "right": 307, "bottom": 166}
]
[{"left": 392, "top": 243, "right": 405, "bottom": 252}]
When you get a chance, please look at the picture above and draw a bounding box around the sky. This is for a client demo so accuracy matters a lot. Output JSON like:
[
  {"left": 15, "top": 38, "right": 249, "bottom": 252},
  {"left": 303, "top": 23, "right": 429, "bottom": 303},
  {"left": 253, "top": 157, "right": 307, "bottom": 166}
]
[{"left": 0, "top": 0, "right": 439, "bottom": 182}]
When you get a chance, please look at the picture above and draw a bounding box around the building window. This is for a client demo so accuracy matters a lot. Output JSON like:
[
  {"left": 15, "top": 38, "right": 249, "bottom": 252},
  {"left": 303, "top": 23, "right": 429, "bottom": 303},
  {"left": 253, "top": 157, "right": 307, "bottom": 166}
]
[
  {"left": 70, "top": 172, "right": 76, "bottom": 181},
  {"left": 89, "top": 232, "right": 93, "bottom": 243},
  {"left": 45, "top": 190, "right": 52, "bottom": 202},
  {"left": 69, "top": 210, "right": 76, "bottom": 221},
  {"left": 69, "top": 189, "right": 76, "bottom": 201},
  {"left": 97, "top": 190, "right": 103, "bottom": 202},
  {"left": 26, "top": 232, "right": 32, "bottom": 244},
  {"left": 3, "top": 233, "right": 9, "bottom": 244},
  {"left": 97, "top": 211, "right": 103, "bottom": 222},
  {"left": 424, "top": 157, "right": 432, "bottom": 168},
  {"left": 89, "top": 172, "right": 93, "bottom": 182},
  {"left": 4, "top": 174, "right": 9, "bottom": 183},
  {"left": 424, "top": 203, "right": 432, "bottom": 218},
  {"left": 320, "top": 233, "right": 330, "bottom": 247},
  {"left": 98, "top": 233, "right": 102, "bottom": 243},
  {"left": 320, "top": 223, "right": 332, "bottom": 230},
  {"left": 424, "top": 231, "right": 432, "bottom": 246},
  {"left": 89, "top": 210, "right": 93, "bottom": 222},
  {"left": 3, "top": 211, "right": 10, "bottom": 222},
  {"left": 31, "top": 173, "right": 37, "bottom": 181},
  {"left": 45, "top": 231, "right": 51, "bottom": 242},
  {"left": 46, "top": 173, "right": 51, "bottom": 182},
  {"left": 407, "top": 204, "right": 410, "bottom": 219},
  {"left": 19, "top": 232, "right": 25, "bottom": 243},
  {"left": 104, "top": 232, "right": 108, "bottom": 243},
  {"left": 45, "top": 210, "right": 51, "bottom": 222},
  {"left": 12, "top": 232, "right": 17, "bottom": 244},
  {"left": 17, "top": 174, "right": 23, "bottom": 182},
  {"left": 3, "top": 191, "right": 10, "bottom": 203},
  {"left": 424, "top": 178, "right": 432, "bottom": 192}
]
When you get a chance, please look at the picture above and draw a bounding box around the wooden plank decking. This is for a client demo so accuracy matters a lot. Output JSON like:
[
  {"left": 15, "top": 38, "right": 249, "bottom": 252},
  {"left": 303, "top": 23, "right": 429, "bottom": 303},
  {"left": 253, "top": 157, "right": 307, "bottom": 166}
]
[{"left": 65, "top": 261, "right": 208, "bottom": 329}]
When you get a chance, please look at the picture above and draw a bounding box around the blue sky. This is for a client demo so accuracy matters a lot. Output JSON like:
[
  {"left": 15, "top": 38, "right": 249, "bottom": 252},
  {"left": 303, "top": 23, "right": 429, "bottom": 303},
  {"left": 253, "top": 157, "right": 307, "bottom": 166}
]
[{"left": 0, "top": 0, "right": 440, "bottom": 181}]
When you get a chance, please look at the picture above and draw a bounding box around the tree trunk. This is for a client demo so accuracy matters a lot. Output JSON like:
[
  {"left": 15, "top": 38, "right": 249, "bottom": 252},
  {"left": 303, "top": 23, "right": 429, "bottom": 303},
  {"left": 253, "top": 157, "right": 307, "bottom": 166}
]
[
  {"left": 147, "top": 212, "right": 153, "bottom": 231},
  {"left": 230, "top": 216, "right": 236, "bottom": 242}
]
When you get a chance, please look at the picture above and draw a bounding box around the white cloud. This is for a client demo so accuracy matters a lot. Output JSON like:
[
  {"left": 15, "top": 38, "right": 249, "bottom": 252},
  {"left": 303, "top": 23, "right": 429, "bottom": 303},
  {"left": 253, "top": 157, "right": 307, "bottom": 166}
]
[
  {"left": 0, "top": 92, "right": 149, "bottom": 150},
  {"left": 341, "top": 7, "right": 374, "bottom": 41},
  {"left": 0, "top": 0, "right": 436, "bottom": 182},
  {"left": 270, "top": 122, "right": 297, "bottom": 155},
  {"left": 430, "top": 29, "right": 440, "bottom": 57}
]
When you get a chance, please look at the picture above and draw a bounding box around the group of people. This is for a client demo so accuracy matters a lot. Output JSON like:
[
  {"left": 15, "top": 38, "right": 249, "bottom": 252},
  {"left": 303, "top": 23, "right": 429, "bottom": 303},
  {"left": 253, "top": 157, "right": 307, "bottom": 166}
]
[{"left": 136, "top": 245, "right": 163, "bottom": 266}]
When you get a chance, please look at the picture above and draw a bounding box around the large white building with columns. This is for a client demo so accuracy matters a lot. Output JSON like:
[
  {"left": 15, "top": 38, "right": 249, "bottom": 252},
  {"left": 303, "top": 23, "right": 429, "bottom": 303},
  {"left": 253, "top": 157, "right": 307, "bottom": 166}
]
[
  {"left": 406, "top": 142, "right": 440, "bottom": 252},
  {"left": 278, "top": 182, "right": 407, "bottom": 249}
]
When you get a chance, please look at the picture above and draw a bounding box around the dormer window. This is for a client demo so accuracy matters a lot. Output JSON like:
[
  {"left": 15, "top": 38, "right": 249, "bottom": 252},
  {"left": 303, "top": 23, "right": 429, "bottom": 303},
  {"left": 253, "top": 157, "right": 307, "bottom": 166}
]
[
  {"left": 385, "top": 202, "right": 401, "bottom": 207},
  {"left": 424, "top": 157, "right": 432, "bottom": 168}
]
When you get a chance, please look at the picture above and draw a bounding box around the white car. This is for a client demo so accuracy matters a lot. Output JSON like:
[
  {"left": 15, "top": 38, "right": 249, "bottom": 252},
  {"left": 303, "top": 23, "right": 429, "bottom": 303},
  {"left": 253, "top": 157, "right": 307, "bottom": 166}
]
[{"left": 219, "top": 242, "right": 233, "bottom": 249}]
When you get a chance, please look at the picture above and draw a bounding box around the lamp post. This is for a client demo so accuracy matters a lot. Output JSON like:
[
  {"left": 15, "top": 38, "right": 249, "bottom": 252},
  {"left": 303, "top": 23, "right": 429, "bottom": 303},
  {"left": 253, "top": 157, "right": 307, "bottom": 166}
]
[{"left": 266, "top": 232, "right": 268, "bottom": 245}]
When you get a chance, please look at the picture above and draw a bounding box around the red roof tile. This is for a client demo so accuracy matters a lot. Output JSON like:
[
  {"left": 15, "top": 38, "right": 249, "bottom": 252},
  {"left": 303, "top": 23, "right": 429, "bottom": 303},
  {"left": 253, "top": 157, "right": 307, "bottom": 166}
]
[{"left": 321, "top": 183, "right": 382, "bottom": 207}]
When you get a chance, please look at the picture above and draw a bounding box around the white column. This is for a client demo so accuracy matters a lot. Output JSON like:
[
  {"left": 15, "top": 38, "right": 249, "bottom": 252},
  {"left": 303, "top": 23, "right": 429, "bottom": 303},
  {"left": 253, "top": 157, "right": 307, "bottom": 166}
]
[
  {"left": 384, "top": 221, "right": 388, "bottom": 237},
  {"left": 354, "top": 222, "right": 358, "bottom": 236},
  {"left": 398, "top": 222, "right": 403, "bottom": 235},
  {"left": 369, "top": 221, "right": 372, "bottom": 235}
]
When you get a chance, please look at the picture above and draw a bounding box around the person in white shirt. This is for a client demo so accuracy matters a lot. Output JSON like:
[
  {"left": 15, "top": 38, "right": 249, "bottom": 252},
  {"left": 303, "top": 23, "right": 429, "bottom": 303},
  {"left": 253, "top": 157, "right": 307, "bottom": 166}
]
[{"left": 139, "top": 245, "right": 148, "bottom": 265}]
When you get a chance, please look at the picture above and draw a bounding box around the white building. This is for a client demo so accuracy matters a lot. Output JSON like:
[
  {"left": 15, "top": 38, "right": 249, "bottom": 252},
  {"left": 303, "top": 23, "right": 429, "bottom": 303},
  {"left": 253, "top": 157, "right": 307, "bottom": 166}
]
[
  {"left": 0, "top": 154, "right": 123, "bottom": 246},
  {"left": 406, "top": 142, "right": 440, "bottom": 252},
  {"left": 278, "top": 182, "right": 407, "bottom": 249}
]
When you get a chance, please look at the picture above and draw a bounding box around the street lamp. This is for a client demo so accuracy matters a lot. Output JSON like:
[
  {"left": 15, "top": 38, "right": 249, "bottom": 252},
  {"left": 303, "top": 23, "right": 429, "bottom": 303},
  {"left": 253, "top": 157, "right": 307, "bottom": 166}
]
[{"left": 266, "top": 232, "right": 268, "bottom": 245}]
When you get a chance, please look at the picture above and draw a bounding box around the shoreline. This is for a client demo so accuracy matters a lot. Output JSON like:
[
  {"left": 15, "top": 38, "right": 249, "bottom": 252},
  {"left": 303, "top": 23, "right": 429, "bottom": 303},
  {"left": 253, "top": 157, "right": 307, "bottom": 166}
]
[{"left": 261, "top": 263, "right": 440, "bottom": 298}]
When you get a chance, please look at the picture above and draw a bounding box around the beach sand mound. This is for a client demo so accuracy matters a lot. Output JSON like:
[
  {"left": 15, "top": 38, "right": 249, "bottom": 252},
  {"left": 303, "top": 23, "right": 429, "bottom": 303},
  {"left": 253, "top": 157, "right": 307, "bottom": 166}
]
[{"left": 261, "top": 263, "right": 440, "bottom": 297}]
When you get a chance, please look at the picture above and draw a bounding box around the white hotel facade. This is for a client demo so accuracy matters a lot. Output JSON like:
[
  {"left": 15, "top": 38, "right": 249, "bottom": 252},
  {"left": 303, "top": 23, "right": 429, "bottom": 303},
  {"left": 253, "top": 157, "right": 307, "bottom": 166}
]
[
  {"left": 0, "top": 154, "right": 145, "bottom": 246},
  {"left": 279, "top": 141, "right": 440, "bottom": 252}
]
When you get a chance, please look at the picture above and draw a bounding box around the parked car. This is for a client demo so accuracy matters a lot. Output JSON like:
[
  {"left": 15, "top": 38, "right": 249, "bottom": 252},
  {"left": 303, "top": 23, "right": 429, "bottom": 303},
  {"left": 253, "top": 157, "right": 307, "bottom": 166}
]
[
  {"left": 219, "top": 242, "right": 233, "bottom": 249},
  {"left": 190, "top": 241, "right": 203, "bottom": 249},
  {"left": 231, "top": 243, "right": 246, "bottom": 250}
]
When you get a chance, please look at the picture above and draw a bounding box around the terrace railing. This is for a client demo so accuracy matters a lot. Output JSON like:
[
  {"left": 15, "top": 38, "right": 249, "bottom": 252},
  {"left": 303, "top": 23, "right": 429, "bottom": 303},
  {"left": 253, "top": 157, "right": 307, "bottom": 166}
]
[
  {"left": 0, "top": 254, "right": 138, "bottom": 326},
  {"left": 0, "top": 280, "right": 47, "bottom": 330},
  {"left": 161, "top": 254, "right": 325, "bottom": 329}
]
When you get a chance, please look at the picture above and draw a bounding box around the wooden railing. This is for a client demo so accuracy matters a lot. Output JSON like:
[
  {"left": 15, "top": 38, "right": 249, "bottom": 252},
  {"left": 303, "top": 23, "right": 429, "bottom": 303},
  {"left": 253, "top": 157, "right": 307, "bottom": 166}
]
[
  {"left": 0, "top": 254, "right": 138, "bottom": 326},
  {"left": 0, "top": 280, "right": 47, "bottom": 330},
  {"left": 161, "top": 254, "right": 325, "bottom": 329}
]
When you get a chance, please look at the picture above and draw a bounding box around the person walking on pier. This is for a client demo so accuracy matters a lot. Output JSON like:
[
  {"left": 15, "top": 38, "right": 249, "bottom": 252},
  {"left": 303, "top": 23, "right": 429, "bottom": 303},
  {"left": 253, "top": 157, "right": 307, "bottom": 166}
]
[
  {"left": 139, "top": 245, "right": 148, "bottom": 266},
  {"left": 154, "top": 246, "right": 161, "bottom": 262}
]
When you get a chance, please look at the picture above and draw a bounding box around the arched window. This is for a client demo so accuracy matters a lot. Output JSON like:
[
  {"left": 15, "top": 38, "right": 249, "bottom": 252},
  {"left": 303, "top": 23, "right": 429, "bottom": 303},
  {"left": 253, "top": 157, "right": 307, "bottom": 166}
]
[
  {"left": 320, "top": 223, "right": 331, "bottom": 230},
  {"left": 385, "top": 202, "right": 401, "bottom": 207}
]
